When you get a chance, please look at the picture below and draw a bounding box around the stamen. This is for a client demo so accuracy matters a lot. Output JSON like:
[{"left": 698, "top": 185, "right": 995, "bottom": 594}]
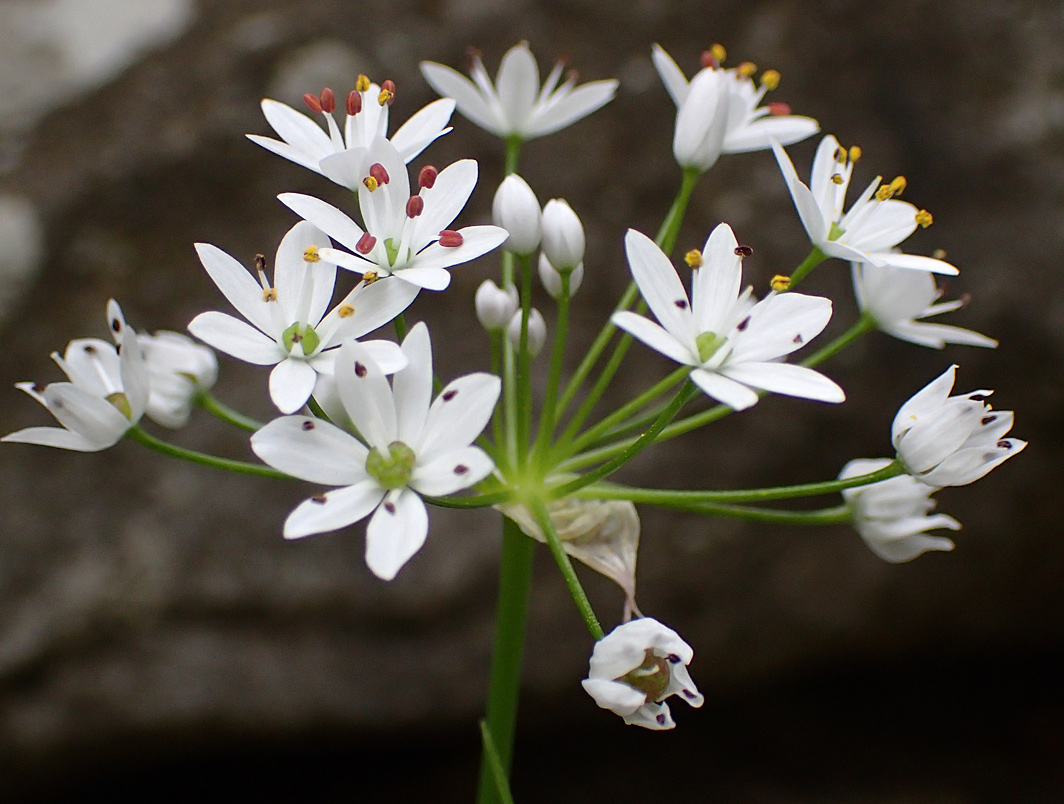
[
  {"left": 319, "top": 87, "right": 335, "bottom": 113},
  {"left": 355, "top": 74, "right": 371, "bottom": 92},
  {"left": 734, "top": 245, "right": 753, "bottom": 257},
  {"left": 303, "top": 93, "right": 323, "bottom": 114},
  {"left": 303, "top": 245, "right": 321, "bottom": 262},
  {"left": 363, "top": 176, "right": 378, "bottom": 192},
  {"left": 848, "top": 145, "right": 862, "bottom": 163},
  {"left": 830, "top": 173, "right": 844, "bottom": 185},
  {"left": 875, "top": 185, "right": 893, "bottom": 202},
  {"left": 736, "top": 315, "right": 750, "bottom": 332},
  {"left": 346, "top": 90, "right": 362, "bottom": 116},
  {"left": 32, "top": 383, "right": 46, "bottom": 394},
  {"left": 656, "top": 713, "right": 667, "bottom": 725},
  {"left": 302, "top": 420, "right": 315, "bottom": 431},
  {"left": 685, "top": 249, "right": 703, "bottom": 268},
  {"left": 255, "top": 253, "right": 277, "bottom": 301},
  {"left": 312, "top": 494, "right": 327, "bottom": 504},
  {"left": 710, "top": 43, "right": 726, "bottom": 64},
  {"left": 834, "top": 147, "right": 845, "bottom": 162},
  {"left": 981, "top": 415, "right": 998, "bottom": 425},
  {"left": 110, "top": 317, "right": 122, "bottom": 334},
  {"left": 356, "top": 233, "right": 376, "bottom": 255},
  {"left": 997, "top": 440, "right": 1012, "bottom": 449},
  {"left": 363, "top": 271, "right": 379, "bottom": 284},
  {"left": 667, "top": 654, "right": 681, "bottom": 663},
  {"left": 442, "top": 389, "right": 458, "bottom": 401},
  {"left": 439, "top": 230, "right": 464, "bottom": 248},
  {"left": 369, "top": 163, "right": 390, "bottom": 186},
  {"left": 453, "top": 464, "right": 469, "bottom": 475},
  {"left": 384, "top": 502, "right": 397, "bottom": 514},
  {"left": 915, "top": 209, "right": 933, "bottom": 228},
  {"left": 406, "top": 196, "right": 424, "bottom": 218},
  {"left": 737, "top": 61, "right": 757, "bottom": 77},
  {"left": 760, "top": 69, "right": 780, "bottom": 90},
  {"left": 338, "top": 305, "right": 355, "bottom": 318},
  {"left": 888, "top": 176, "right": 907, "bottom": 195},
  {"left": 674, "top": 299, "right": 688, "bottom": 309},
  {"left": 378, "top": 79, "right": 396, "bottom": 106},
  {"left": 793, "top": 333, "right": 804, "bottom": 344},
  {"left": 354, "top": 361, "right": 367, "bottom": 377},
  {"left": 418, "top": 165, "right": 438, "bottom": 189},
  {"left": 771, "top": 275, "right": 791, "bottom": 291},
  {"left": 767, "top": 101, "right": 791, "bottom": 116},
  {"left": 932, "top": 248, "right": 947, "bottom": 260},
  {"left": 84, "top": 344, "right": 97, "bottom": 354}
]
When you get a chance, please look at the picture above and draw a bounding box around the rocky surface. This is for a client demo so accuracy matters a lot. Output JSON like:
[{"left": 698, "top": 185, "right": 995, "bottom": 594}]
[{"left": 1, "top": 0, "right": 1062, "bottom": 801}]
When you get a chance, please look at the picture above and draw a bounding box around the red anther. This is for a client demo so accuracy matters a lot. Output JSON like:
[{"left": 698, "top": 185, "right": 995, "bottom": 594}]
[
  {"left": 369, "top": 163, "right": 390, "bottom": 186},
  {"left": 438, "top": 230, "right": 464, "bottom": 248},
  {"left": 700, "top": 51, "right": 719, "bottom": 69},
  {"left": 346, "top": 89, "right": 362, "bottom": 116},
  {"left": 381, "top": 79, "right": 396, "bottom": 103},
  {"left": 304, "top": 93, "right": 323, "bottom": 114},
  {"left": 565, "top": 68, "right": 579, "bottom": 84},
  {"left": 464, "top": 45, "right": 482, "bottom": 68},
  {"left": 768, "top": 101, "right": 792, "bottom": 116},
  {"left": 406, "top": 196, "right": 425, "bottom": 218},
  {"left": 356, "top": 233, "right": 377, "bottom": 255},
  {"left": 319, "top": 87, "right": 336, "bottom": 113},
  {"left": 418, "top": 165, "right": 438, "bottom": 189}
]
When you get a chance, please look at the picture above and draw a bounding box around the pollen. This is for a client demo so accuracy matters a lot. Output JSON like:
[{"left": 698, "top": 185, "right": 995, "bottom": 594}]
[
  {"left": 915, "top": 209, "right": 933, "bottom": 228},
  {"left": 711, "top": 43, "right": 726, "bottom": 63},
  {"left": 363, "top": 271, "right": 379, "bottom": 284},
  {"left": 303, "top": 245, "right": 320, "bottom": 262},
  {"left": 262, "top": 288, "right": 277, "bottom": 302},
  {"left": 378, "top": 79, "right": 396, "bottom": 106},
  {"left": 338, "top": 304, "right": 355, "bottom": 318},
  {"left": 355, "top": 74, "right": 371, "bottom": 92},
  {"left": 363, "top": 176, "right": 379, "bottom": 192},
  {"left": 737, "top": 61, "right": 757, "bottom": 78},
  {"left": 848, "top": 145, "right": 862, "bottom": 163},
  {"left": 770, "top": 274, "right": 792, "bottom": 291},
  {"left": 830, "top": 173, "right": 844, "bottom": 185},
  {"left": 760, "top": 69, "right": 780, "bottom": 90},
  {"left": 684, "top": 249, "right": 703, "bottom": 268}
]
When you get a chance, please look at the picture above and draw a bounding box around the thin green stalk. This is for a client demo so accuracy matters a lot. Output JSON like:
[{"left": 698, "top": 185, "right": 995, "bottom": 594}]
[
  {"left": 423, "top": 489, "right": 515, "bottom": 509},
  {"left": 479, "top": 721, "right": 516, "bottom": 804},
  {"left": 530, "top": 498, "right": 603, "bottom": 640},
  {"left": 532, "top": 272, "right": 571, "bottom": 471},
  {"left": 787, "top": 247, "right": 827, "bottom": 289},
  {"left": 504, "top": 135, "right": 522, "bottom": 176},
  {"left": 476, "top": 517, "right": 534, "bottom": 804},
  {"left": 801, "top": 313, "right": 876, "bottom": 367},
  {"left": 515, "top": 254, "right": 534, "bottom": 465},
  {"left": 393, "top": 312, "right": 409, "bottom": 342},
  {"left": 489, "top": 333, "right": 506, "bottom": 455},
  {"left": 306, "top": 395, "right": 331, "bottom": 423},
  {"left": 632, "top": 501, "right": 853, "bottom": 525},
  {"left": 655, "top": 167, "right": 701, "bottom": 254},
  {"left": 126, "top": 426, "right": 287, "bottom": 478},
  {"left": 195, "top": 391, "right": 263, "bottom": 432}
]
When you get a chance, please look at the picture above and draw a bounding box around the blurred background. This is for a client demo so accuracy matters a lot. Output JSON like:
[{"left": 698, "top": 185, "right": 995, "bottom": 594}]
[{"left": 1, "top": 0, "right": 1061, "bottom": 801}]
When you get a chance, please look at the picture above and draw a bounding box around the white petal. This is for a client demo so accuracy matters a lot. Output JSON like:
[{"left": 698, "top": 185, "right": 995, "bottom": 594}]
[
  {"left": 365, "top": 489, "right": 429, "bottom": 580},
  {"left": 495, "top": 43, "right": 540, "bottom": 132},
  {"left": 722, "top": 362, "right": 845, "bottom": 403},
  {"left": 723, "top": 115, "right": 819, "bottom": 153},
  {"left": 419, "top": 61, "right": 505, "bottom": 136},
  {"left": 269, "top": 357, "right": 318, "bottom": 414},
  {"left": 885, "top": 321, "right": 998, "bottom": 349},
  {"left": 393, "top": 322, "right": 433, "bottom": 446},
  {"left": 410, "top": 446, "right": 494, "bottom": 496},
  {"left": 582, "top": 678, "right": 647, "bottom": 716},
  {"left": 873, "top": 252, "right": 959, "bottom": 276},
  {"left": 194, "top": 243, "right": 276, "bottom": 334},
  {"left": 693, "top": 223, "right": 743, "bottom": 334},
  {"left": 525, "top": 80, "right": 618, "bottom": 138},
  {"left": 623, "top": 229, "right": 694, "bottom": 344},
  {"left": 407, "top": 226, "right": 509, "bottom": 275},
  {"left": 273, "top": 221, "right": 336, "bottom": 326},
  {"left": 318, "top": 146, "right": 371, "bottom": 190},
  {"left": 252, "top": 415, "right": 370, "bottom": 485},
  {"left": 892, "top": 366, "right": 958, "bottom": 446},
  {"left": 690, "top": 368, "right": 760, "bottom": 410},
  {"left": 611, "top": 311, "right": 697, "bottom": 366},
  {"left": 651, "top": 44, "right": 688, "bottom": 106},
  {"left": 358, "top": 340, "right": 408, "bottom": 374},
  {"left": 412, "top": 159, "right": 478, "bottom": 252},
  {"left": 847, "top": 199, "right": 918, "bottom": 252},
  {"left": 2, "top": 425, "right": 108, "bottom": 451},
  {"left": 118, "top": 328, "right": 149, "bottom": 420},
  {"left": 284, "top": 480, "right": 385, "bottom": 540},
  {"left": 319, "top": 277, "right": 420, "bottom": 346},
  {"left": 389, "top": 98, "right": 455, "bottom": 162},
  {"left": 728, "top": 292, "right": 833, "bottom": 363},
  {"left": 258, "top": 99, "right": 333, "bottom": 162},
  {"left": 771, "top": 140, "right": 828, "bottom": 244},
  {"left": 334, "top": 339, "right": 397, "bottom": 451},
  {"left": 417, "top": 372, "right": 501, "bottom": 463},
  {"left": 188, "top": 311, "right": 282, "bottom": 365},
  {"left": 246, "top": 134, "right": 324, "bottom": 173},
  {"left": 42, "top": 383, "right": 130, "bottom": 444},
  {"left": 392, "top": 265, "right": 453, "bottom": 291},
  {"left": 278, "top": 193, "right": 366, "bottom": 253}
]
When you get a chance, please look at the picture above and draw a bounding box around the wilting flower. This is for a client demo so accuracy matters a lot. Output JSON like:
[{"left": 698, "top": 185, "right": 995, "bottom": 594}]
[
  {"left": 251, "top": 324, "right": 500, "bottom": 581},
  {"left": 188, "top": 221, "right": 416, "bottom": 413},
  {"left": 582, "top": 617, "right": 703, "bottom": 730},
  {"left": 4, "top": 300, "right": 147, "bottom": 451},
  {"left": 773, "top": 135, "right": 958, "bottom": 275},
  {"left": 892, "top": 365, "right": 1025, "bottom": 487},
  {"left": 840, "top": 458, "right": 959, "bottom": 562},
  {"left": 138, "top": 330, "right": 218, "bottom": 428},
  {"left": 420, "top": 42, "right": 618, "bottom": 140},
  {"left": 247, "top": 80, "right": 455, "bottom": 189},
  {"left": 281, "top": 138, "right": 507, "bottom": 290},
  {"left": 612, "top": 225, "right": 844, "bottom": 411},
  {"left": 652, "top": 44, "right": 819, "bottom": 172},
  {"left": 852, "top": 260, "right": 997, "bottom": 349}
]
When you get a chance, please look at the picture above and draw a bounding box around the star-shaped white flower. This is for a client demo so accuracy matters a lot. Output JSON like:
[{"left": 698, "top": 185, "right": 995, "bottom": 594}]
[
  {"left": 246, "top": 80, "right": 455, "bottom": 189},
  {"left": 840, "top": 458, "right": 960, "bottom": 562},
  {"left": 773, "top": 135, "right": 958, "bottom": 275},
  {"left": 852, "top": 260, "right": 997, "bottom": 349},
  {"left": 581, "top": 617, "right": 703, "bottom": 730},
  {"left": 188, "top": 220, "right": 417, "bottom": 413},
  {"left": 250, "top": 323, "right": 500, "bottom": 581},
  {"left": 420, "top": 42, "right": 618, "bottom": 140},
  {"left": 137, "top": 330, "right": 218, "bottom": 428},
  {"left": 280, "top": 138, "right": 507, "bottom": 291},
  {"left": 892, "top": 365, "right": 1025, "bottom": 487},
  {"left": 612, "top": 225, "right": 844, "bottom": 411},
  {"left": 652, "top": 45, "right": 819, "bottom": 172},
  {"left": 4, "top": 300, "right": 148, "bottom": 452}
]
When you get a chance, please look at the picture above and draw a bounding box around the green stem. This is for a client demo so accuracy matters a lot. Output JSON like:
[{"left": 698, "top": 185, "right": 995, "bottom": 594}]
[
  {"left": 530, "top": 498, "right": 603, "bottom": 640},
  {"left": 532, "top": 272, "right": 571, "bottom": 471},
  {"left": 801, "top": 313, "right": 876, "bottom": 367},
  {"left": 476, "top": 516, "right": 534, "bottom": 804},
  {"left": 195, "top": 391, "right": 263, "bottom": 432},
  {"left": 478, "top": 721, "right": 516, "bottom": 804},
  {"left": 787, "top": 246, "right": 827, "bottom": 288},
  {"left": 503, "top": 135, "right": 522, "bottom": 176},
  {"left": 655, "top": 167, "right": 701, "bottom": 254},
  {"left": 422, "top": 489, "right": 514, "bottom": 509},
  {"left": 515, "top": 254, "right": 534, "bottom": 465},
  {"left": 126, "top": 426, "right": 288, "bottom": 478},
  {"left": 635, "top": 501, "right": 853, "bottom": 525},
  {"left": 393, "top": 312, "right": 409, "bottom": 342},
  {"left": 306, "top": 395, "right": 331, "bottom": 423}
]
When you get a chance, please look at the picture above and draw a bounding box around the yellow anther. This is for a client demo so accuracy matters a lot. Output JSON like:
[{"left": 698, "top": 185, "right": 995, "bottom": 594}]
[
  {"left": 377, "top": 89, "right": 394, "bottom": 106},
  {"left": 888, "top": 176, "right": 907, "bottom": 195},
  {"left": 363, "top": 271, "right": 379, "bottom": 284},
  {"left": 737, "top": 61, "right": 757, "bottom": 78},
  {"left": 338, "top": 304, "right": 355, "bottom": 318},
  {"left": 915, "top": 209, "right": 933, "bottom": 228},
  {"left": 833, "top": 147, "right": 846, "bottom": 163},
  {"left": 875, "top": 185, "right": 895, "bottom": 202},
  {"left": 685, "top": 249, "right": 704, "bottom": 269},
  {"left": 931, "top": 248, "right": 947, "bottom": 260},
  {"left": 760, "top": 69, "right": 780, "bottom": 90},
  {"left": 710, "top": 43, "right": 726, "bottom": 64},
  {"left": 355, "top": 74, "right": 371, "bottom": 92},
  {"left": 303, "top": 245, "right": 321, "bottom": 263},
  {"left": 363, "top": 176, "right": 379, "bottom": 192},
  {"left": 830, "top": 173, "right": 844, "bottom": 185},
  {"left": 262, "top": 288, "right": 277, "bottom": 302},
  {"left": 770, "top": 274, "right": 792, "bottom": 291},
  {"left": 848, "top": 146, "right": 862, "bottom": 163}
]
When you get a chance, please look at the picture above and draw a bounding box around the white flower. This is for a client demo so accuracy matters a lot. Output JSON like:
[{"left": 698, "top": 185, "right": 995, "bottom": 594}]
[
  {"left": 492, "top": 173, "right": 542, "bottom": 255},
  {"left": 612, "top": 225, "right": 844, "bottom": 411},
  {"left": 538, "top": 252, "right": 584, "bottom": 299},
  {"left": 773, "top": 135, "right": 958, "bottom": 275},
  {"left": 4, "top": 300, "right": 148, "bottom": 452},
  {"left": 475, "top": 279, "right": 519, "bottom": 331},
  {"left": 581, "top": 617, "right": 703, "bottom": 730},
  {"left": 840, "top": 458, "right": 960, "bottom": 562},
  {"left": 251, "top": 323, "right": 500, "bottom": 581},
  {"left": 280, "top": 138, "right": 508, "bottom": 291},
  {"left": 892, "top": 365, "right": 1025, "bottom": 487},
  {"left": 246, "top": 81, "right": 455, "bottom": 189},
  {"left": 540, "top": 199, "right": 584, "bottom": 272},
  {"left": 138, "top": 330, "right": 218, "bottom": 428},
  {"left": 188, "top": 221, "right": 417, "bottom": 414},
  {"left": 852, "top": 260, "right": 997, "bottom": 349},
  {"left": 420, "top": 42, "right": 618, "bottom": 140},
  {"left": 507, "top": 307, "right": 546, "bottom": 357},
  {"left": 652, "top": 45, "right": 819, "bottom": 172}
]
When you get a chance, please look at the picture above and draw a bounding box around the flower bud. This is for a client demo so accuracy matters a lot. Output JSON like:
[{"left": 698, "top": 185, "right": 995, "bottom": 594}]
[
  {"left": 538, "top": 252, "right": 584, "bottom": 299},
  {"left": 540, "top": 199, "right": 585, "bottom": 272},
  {"left": 475, "top": 279, "right": 519, "bottom": 332},
  {"left": 507, "top": 307, "right": 546, "bottom": 357},
  {"left": 492, "top": 174, "right": 542, "bottom": 255}
]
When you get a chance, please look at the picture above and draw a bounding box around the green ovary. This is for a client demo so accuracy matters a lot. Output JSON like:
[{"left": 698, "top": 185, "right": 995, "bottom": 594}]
[
  {"left": 696, "top": 331, "right": 726, "bottom": 362},
  {"left": 618, "top": 649, "right": 671, "bottom": 702},
  {"left": 281, "top": 322, "right": 321, "bottom": 355},
  {"left": 366, "top": 441, "right": 416, "bottom": 489}
]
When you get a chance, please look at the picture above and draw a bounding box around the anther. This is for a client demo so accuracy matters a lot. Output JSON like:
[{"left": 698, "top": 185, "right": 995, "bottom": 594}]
[
  {"left": 263, "top": 288, "right": 277, "bottom": 302},
  {"left": 889, "top": 176, "right": 907, "bottom": 195},
  {"left": 685, "top": 249, "right": 704, "bottom": 268},
  {"left": 384, "top": 501, "right": 397, "bottom": 514},
  {"left": 710, "top": 43, "right": 726, "bottom": 64},
  {"left": 111, "top": 317, "right": 122, "bottom": 333},
  {"left": 760, "top": 69, "right": 780, "bottom": 90},
  {"left": 356, "top": 233, "right": 376, "bottom": 255},
  {"left": 465, "top": 46, "right": 482, "bottom": 69},
  {"left": 737, "top": 61, "right": 757, "bottom": 77},
  {"left": 997, "top": 440, "right": 1012, "bottom": 449},
  {"left": 656, "top": 713, "right": 667, "bottom": 725},
  {"left": 737, "top": 315, "right": 750, "bottom": 332},
  {"left": 355, "top": 362, "right": 367, "bottom": 378},
  {"left": 734, "top": 245, "right": 753, "bottom": 257},
  {"left": 674, "top": 299, "right": 688, "bottom": 309},
  {"left": 667, "top": 653, "right": 681, "bottom": 664},
  {"left": 875, "top": 185, "right": 894, "bottom": 202},
  {"left": 312, "top": 495, "right": 327, "bottom": 504},
  {"left": 355, "top": 74, "right": 371, "bottom": 92},
  {"left": 32, "top": 383, "right": 46, "bottom": 394},
  {"left": 834, "top": 147, "right": 845, "bottom": 162},
  {"left": 303, "top": 93, "right": 323, "bottom": 114},
  {"left": 932, "top": 248, "right": 948, "bottom": 260},
  {"left": 303, "top": 245, "right": 320, "bottom": 262},
  {"left": 418, "top": 165, "right": 438, "bottom": 189},
  {"left": 981, "top": 415, "right": 998, "bottom": 425},
  {"left": 338, "top": 304, "right": 355, "bottom": 318},
  {"left": 439, "top": 230, "right": 464, "bottom": 248},
  {"left": 255, "top": 254, "right": 267, "bottom": 272},
  {"left": 771, "top": 274, "right": 791, "bottom": 291},
  {"left": 442, "top": 389, "right": 458, "bottom": 401},
  {"left": 848, "top": 146, "right": 862, "bottom": 163},
  {"left": 319, "top": 87, "right": 335, "bottom": 113},
  {"left": 830, "top": 173, "right": 844, "bottom": 185},
  {"left": 346, "top": 90, "right": 362, "bottom": 116},
  {"left": 84, "top": 344, "right": 98, "bottom": 354},
  {"left": 915, "top": 209, "right": 933, "bottom": 228},
  {"left": 302, "top": 420, "right": 315, "bottom": 431},
  {"left": 683, "top": 689, "right": 697, "bottom": 699},
  {"left": 369, "top": 163, "right": 390, "bottom": 186},
  {"left": 793, "top": 333, "right": 804, "bottom": 344},
  {"left": 768, "top": 101, "right": 791, "bottom": 116},
  {"left": 406, "top": 196, "right": 424, "bottom": 218},
  {"left": 453, "top": 464, "right": 469, "bottom": 475},
  {"left": 363, "top": 271, "right": 379, "bottom": 284}
]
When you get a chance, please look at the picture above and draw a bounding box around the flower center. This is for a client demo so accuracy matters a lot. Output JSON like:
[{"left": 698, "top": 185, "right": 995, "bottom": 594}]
[
  {"left": 281, "top": 322, "right": 321, "bottom": 356},
  {"left": 106, "top": 392, "right": 133, "bottom": 420},
  {"left": 365, "top": 441, "right": 416, "bottom": 489},
  {"left": 696, "top": 331, "right": 727, "bottom": 362},
  {"left": 618, "top": 649, "right": 671, "bottom": 702},
  {"left": 827, "top": 221, "right": 846, "bottom": 241}
]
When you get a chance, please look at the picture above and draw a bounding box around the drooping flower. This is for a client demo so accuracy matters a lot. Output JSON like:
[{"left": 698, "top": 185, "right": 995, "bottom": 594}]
[
  {"left": 250, "top": 323, "right": 500, "bottom": 581},
  {"left": 4, "top": 300, "right": 148, "bottom": 452},
  {"left": 246, "top": 80, "right": 455, "bottom": 189},
  {"left": 612, "top": 225, "right": 844, "bottom": 411},
  {"left": 420, "top": 42, "right": 618, "bottom": 140},
  {"left": 581, "top": 617, "right": 703, "bottom": 730},
  {"left": 773, "top": 135, "right": 958, "bottom": 275},
  {"left": 137, "top": 330, "right": 218, "bottom": 428},
  {"left": 280, "top": 138, "right": 507, "bottom": 291},
  {"left": 892, "top": 365, "right": 1025, "bottom": 487},
  {"left": 852, "top": 260, "right": 997, "bottom": 349},
  {"left": 652, "top": 44, "right": 819, "bottom": 172},
  {"left": 188, "top": 221, "right": 417, "bottom": 414},
  {"left": 840, "top": 458, "right": 960, "bottom": 562}
]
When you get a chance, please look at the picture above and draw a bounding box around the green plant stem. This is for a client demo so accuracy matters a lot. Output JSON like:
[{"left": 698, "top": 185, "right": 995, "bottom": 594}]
[
  {"left": 801, "top": 313, "right": 876, "bottom": 366},
  {"left": 195, "top": 391, "right": 263, "bottom": 432},
  {"left": 393, "top": 312, "right": 409, "bottom": 341},
  {"left": 530, "top": 498, "right": 603, "bottom": 640},
  {"left": 532, "top": 273, "right": 571, "bottom": 471},
  {"left": 479, "top": 721, "right": 516, "bottom": 804},
  {"left": 476, "top": 517, "right": 534, "bottom": 804},
  {"left": 668, "top": 502, "right": 853, "bottom": 525},
  {"left": 787, "top": 247, "right": 828, "bottom": 288},
  {"left": 504, "top": 135, "right": 522, "bottom": 176},
  {"left": 423, "top": 489, "right": 514, "bottom": 509},
  {"left": 126, "top": 426, "right": 288, "bottom": 478},
  {"left": 515, "top": 254, "right": 534, "bottom": 465},
  {"left": 656, "top": 167, "right": 702, "bottom": 254},
  {"left": 306, "top": 395, "right": 331, "bottom": 423}
]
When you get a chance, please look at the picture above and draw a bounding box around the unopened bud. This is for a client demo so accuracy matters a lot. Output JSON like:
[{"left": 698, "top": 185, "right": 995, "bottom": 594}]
[
  {"left": 475, "top": 280, "right": 519, "bottom": 331},
  {"left": 538, "top": 252, "right": 584, "bottom": 299},
  {"left": 540, "top": 198, "right": 585, "bottom": 271},
  {"left": 492, "top": 174, "right": 542, "bottom": 255},
  {"left": 508, "top": 307, "right": 546, "bottom": 357}
]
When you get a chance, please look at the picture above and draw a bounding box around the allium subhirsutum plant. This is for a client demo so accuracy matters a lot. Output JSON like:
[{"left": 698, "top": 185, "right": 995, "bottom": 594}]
[{"left": 4, "top": 40, "right": 1025, "bottom": 803}]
